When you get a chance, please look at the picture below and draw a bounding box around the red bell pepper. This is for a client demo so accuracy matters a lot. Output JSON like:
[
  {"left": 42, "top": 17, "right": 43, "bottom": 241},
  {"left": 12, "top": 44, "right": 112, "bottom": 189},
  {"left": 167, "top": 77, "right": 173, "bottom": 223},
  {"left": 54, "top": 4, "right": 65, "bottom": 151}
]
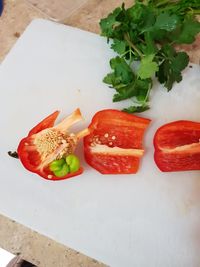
[
  {"left": 17, "top": 109, "right": 89, "bottom": 180},
  {"left": 154, "top": 120, "right": 200, "bottom": 172},
  {"left": 83, "top": 109, "right": 150, "bottom": 174}
]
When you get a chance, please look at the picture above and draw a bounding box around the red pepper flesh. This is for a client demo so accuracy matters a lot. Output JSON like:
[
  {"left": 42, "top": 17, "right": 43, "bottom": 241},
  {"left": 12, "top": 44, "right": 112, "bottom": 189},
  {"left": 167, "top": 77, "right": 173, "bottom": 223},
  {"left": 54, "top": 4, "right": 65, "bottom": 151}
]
[
  {"left": 17, "top": 109, "right": 87, "bottom": 180},
  {"left": 84, "top": 109, "right": 150, "bottom": 174},
  {"left": 154, "top": 120, "right": 200, "bottom": 172},
  {"left": 28, "top": 110, "right": 60, "bottom": 136}
]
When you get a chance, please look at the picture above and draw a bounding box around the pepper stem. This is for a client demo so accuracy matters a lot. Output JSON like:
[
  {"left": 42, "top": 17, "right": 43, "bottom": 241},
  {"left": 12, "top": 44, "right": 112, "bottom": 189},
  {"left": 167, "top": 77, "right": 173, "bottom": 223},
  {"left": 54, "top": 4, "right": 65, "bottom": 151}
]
[
  {"left": 55, "top": 108, "right": 83, "bottom": 132},
  {"left": 76, "top": 128, "right": 90, "bottom": 140}
]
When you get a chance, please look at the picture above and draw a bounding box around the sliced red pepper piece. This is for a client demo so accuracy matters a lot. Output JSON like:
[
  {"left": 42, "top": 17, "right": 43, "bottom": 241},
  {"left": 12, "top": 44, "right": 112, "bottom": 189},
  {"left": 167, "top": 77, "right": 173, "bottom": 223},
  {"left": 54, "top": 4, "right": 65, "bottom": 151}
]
[
  {"left": 17, "top": 109, "right": 89, "bottom": 180},
  {"left": 28, "top": 110, "right": 60, "bottom": 136},
  {"left": 154, "top": 120, "right": 200, "bottom": 172},
  {"left": 84, "top": 109, "right": 150, "bottom": 174}
]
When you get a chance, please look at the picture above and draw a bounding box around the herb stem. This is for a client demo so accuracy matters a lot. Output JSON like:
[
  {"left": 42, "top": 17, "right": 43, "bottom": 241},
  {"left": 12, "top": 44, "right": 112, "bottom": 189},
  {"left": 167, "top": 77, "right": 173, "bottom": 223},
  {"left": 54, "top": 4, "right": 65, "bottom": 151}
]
[
  {"left": 155, "top": 0, "right": 178, "bottom": 8},
  {"left": 155, "top": 0, "right": 170, "bottom": 7},
  {"left": 124, "top": 33, "right": 143, "bottom": 58},
  {"left": 143, "top": 82, "right": 152, "bottom": 103},
  {"left": 188, "top": 9, "right": 200, "bottom": 15}
]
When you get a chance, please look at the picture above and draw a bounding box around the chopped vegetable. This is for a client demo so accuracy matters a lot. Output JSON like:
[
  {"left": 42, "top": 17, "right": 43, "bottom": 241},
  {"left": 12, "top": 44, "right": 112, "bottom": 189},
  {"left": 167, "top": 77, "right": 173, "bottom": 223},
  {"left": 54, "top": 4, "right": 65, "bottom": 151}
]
[
  {"left": 49, "top": 158, "right": 66, "bottom": 171},
  {"left": 99, "top": 0, "right": 200, "bottom": 112},
  {"left": 154, "top": 120, "right": 200, "bottom": 172},
  {"left": 84, "top": 109, "right": 150, "bottom": 174},
  {"left": 66, "top": 154, "right": 80, "bottom": 173},
  {"left": 17, "top": 109, "right": 89, "bottom": 180},
  {"left": 53, "top": 163, "right": 70, "bottom": 178}
]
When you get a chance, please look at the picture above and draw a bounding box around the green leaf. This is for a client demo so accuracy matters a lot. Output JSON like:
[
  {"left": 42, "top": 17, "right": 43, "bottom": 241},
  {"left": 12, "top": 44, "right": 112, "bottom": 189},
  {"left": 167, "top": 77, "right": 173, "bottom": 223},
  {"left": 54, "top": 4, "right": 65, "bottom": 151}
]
[
  {"left": 142, "top": 32, "right": 158, "bottom": 55},
  {"left": 113, "top": 77, "right": 152, "bottom": 103},
  {"left": 172, "top": 18, "right": 200, "bottom": 44},
  {"left": 103, "top": 56, "right": 134, "bottom": 91},
  {"left": 171, "top": 51, "right": 189, "bottom": 73},
  {"left": 99, "top": 7, "right": 122, "bottom": 38},
  {"left": 113, "top": 82, "right": 138, "bottom": 102},
  {"left": 127, "top": 3, "right": 147, "bottom": 24},
  {"left": 154, "top": 12, "right": 180, "bottom": 31},
  {"left": 150, "top": 29, "right": 168, "bottom": 41},
  {"left": 103, "top": 73, "right": 116, "bottom": 85},
  {"left": 137, "top": 54, "right": 159, "bottom": 79},
  {"left": 110, "top": 56, "right": 134, "bottom": 85},
  {"left": 111, "top": 39, "right": 127, "bottom": 55},
  {"left": 156, "top": 45, "right": 189, "bottom": 90},
  {"left": 123, "top": 104, "right": 150, "bottom": 113}
]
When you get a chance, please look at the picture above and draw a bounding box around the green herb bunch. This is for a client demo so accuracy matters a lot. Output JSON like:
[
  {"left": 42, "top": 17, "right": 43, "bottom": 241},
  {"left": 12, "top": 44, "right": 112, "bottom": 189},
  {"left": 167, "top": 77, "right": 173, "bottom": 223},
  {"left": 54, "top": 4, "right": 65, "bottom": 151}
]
[{"left": 100, "top": 0, "right": 200, "bottom": 113}]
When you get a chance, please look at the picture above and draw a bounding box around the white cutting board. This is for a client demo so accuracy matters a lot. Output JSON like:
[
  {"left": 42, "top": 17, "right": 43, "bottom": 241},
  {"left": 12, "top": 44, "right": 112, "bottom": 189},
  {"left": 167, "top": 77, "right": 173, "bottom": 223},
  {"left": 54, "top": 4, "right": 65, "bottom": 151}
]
[{"left": 0, "top": 19, "right": 200, "bottom": 267}]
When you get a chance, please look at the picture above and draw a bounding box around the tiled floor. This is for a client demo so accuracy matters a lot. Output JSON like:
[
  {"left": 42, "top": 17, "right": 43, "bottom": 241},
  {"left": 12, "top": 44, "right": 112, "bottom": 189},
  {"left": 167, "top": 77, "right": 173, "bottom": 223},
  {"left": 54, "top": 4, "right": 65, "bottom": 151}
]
[
  {"left": 27, "top": 0, "right": 88, "bottom": 20},
  {"left": 0, "top": 0, "right": 134, "bottom": 62}
]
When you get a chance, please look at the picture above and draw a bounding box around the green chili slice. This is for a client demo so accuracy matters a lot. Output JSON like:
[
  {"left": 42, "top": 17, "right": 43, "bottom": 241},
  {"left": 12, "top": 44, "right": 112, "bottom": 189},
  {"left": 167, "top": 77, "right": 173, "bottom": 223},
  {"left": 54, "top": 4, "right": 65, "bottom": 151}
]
[{"left": 66, "top": 154, "right": 80, "bottom": 173}]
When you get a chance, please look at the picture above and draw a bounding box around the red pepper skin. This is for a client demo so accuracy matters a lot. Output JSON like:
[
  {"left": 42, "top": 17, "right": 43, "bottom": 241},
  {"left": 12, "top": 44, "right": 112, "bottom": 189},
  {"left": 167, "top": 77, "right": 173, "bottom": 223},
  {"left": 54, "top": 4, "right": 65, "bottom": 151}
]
[
  {"left": 37, "top": 166, "right": 83, "bottom": 181},
  {"left": 154, "top": 120, "right": 200, "bottom": 172},
  {"left": 17, "top": 111, "right": 83, "bottom": 181},
  {"left": 28, "top": 110, "right": 60, "bottom": 136},
  {"left": 84, "top": 109, "right": 150, "bottom": 174}
]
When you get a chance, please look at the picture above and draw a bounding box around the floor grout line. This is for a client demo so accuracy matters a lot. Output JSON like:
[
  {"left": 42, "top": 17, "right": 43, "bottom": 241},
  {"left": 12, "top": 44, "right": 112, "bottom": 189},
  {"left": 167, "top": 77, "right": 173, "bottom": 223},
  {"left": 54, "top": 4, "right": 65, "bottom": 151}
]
[
  {"left": 25, "top": 0, "right": 89, "bottom": 24},
  {"left": 24, "top": 0, "right": 51, "bottom": 19}
]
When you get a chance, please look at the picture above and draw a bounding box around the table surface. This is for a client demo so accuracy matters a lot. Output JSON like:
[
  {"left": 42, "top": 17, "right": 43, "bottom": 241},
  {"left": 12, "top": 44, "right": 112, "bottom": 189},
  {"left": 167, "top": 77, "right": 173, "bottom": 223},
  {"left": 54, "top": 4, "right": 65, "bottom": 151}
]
[{"left": 0, "top": 1, "right": 199, "bottom": 267}]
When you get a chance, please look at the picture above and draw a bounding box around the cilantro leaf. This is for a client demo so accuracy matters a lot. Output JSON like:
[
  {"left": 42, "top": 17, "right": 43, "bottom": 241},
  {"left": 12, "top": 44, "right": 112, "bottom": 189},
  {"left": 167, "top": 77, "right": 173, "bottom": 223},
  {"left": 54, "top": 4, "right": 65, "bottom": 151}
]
[
  {"left": 154, "top": 12, "right": 180, "bottom": 32},
  {"left": 111, "top": 39, "right": 127, "bottom": 55},
  {"left": 99, "top": 7, "right": 122, "bottom": 38},
  {"left": 156, "top": 45, "right": 189, "bottom": 90},
  {"left": 100, "top": 0, "right": 200, "bottom": 113},
  {"left": 109, "top": 56, "right": 134, "bottom": 85},
  {"left": 142, "top": 32, "right": 158, "bottom": 55},
  {"left": 103, "top": 73, "right": 117, "bottom": 86},
  {"left": 123, "top": 104, "right": 150, "bottom": 113},
  {"left": 171, "top": 52, "right": 189, "bottom": 73},
  {"left": 137, "top": 54, "right": 159, "bottom": 79},
  {"left": 103, "top": 56, "right": 135, "bottom": 93},
  {"left": 113, "top": 82, "right": 139, "bottom": 102},
  {"left": 112, "top": 77, "right": 152, "bottom": 102},
  {"left": 171, "top": 18, "right": 200, "bottom": 44},
  {"left": 127, "top": 3, "right": 147, "bottom": 24}
]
